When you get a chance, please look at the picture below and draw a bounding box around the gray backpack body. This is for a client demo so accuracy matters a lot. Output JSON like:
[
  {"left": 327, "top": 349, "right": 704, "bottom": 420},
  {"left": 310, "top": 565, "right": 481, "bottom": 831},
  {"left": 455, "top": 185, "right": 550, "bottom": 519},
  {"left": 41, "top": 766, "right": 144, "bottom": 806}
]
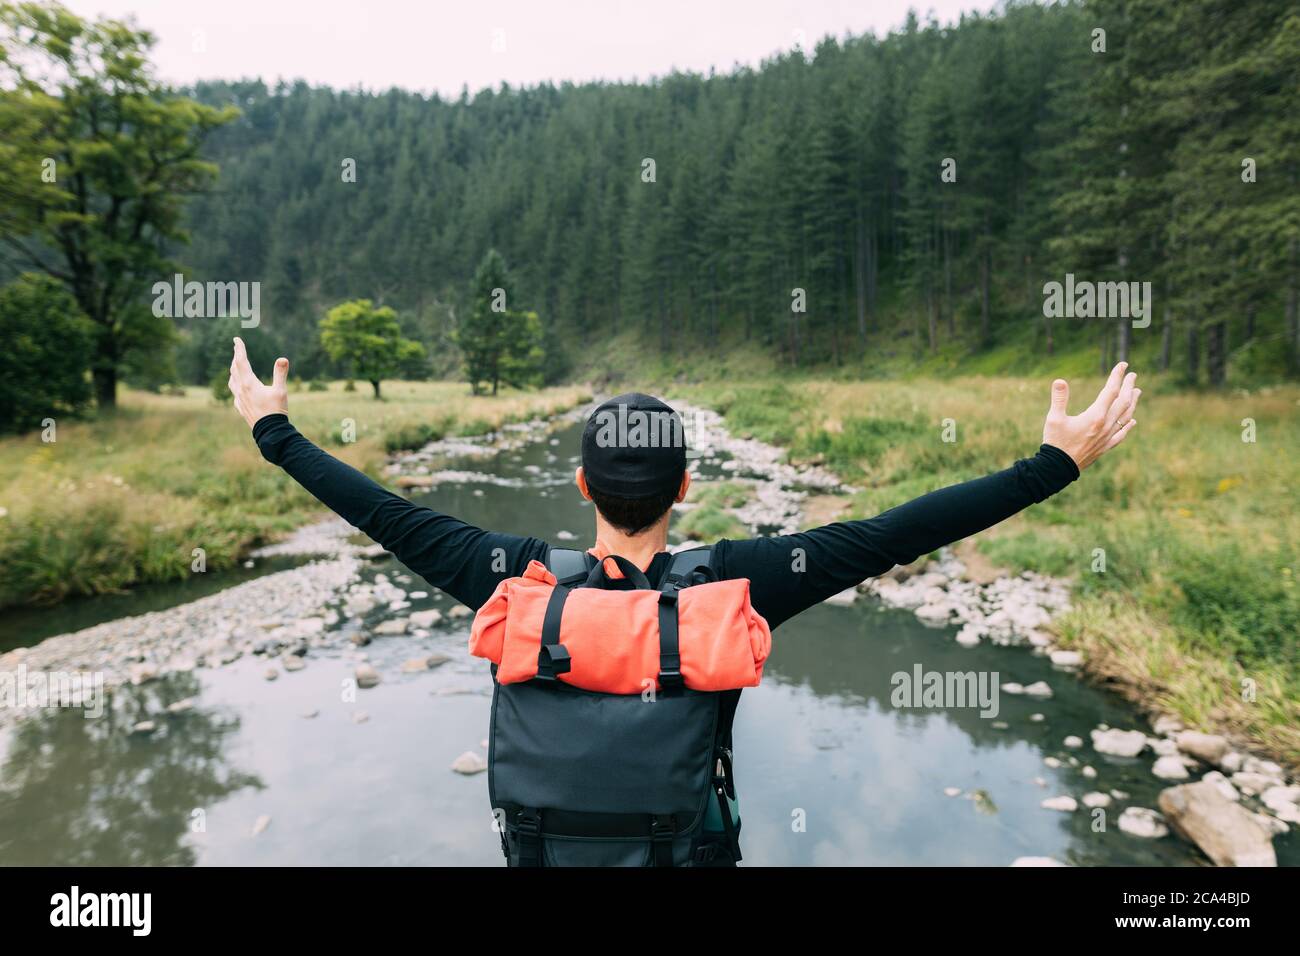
[{"left": 487, "top": 546, "right": 742, "bottom": 867}]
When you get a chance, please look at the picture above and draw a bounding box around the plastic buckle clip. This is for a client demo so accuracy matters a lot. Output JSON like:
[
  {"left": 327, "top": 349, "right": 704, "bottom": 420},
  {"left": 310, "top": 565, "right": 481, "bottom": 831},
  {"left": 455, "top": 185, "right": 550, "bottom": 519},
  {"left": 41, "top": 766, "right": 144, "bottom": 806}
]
[{"left": 536, "top": 643, "right": 572, "bottom": 679}]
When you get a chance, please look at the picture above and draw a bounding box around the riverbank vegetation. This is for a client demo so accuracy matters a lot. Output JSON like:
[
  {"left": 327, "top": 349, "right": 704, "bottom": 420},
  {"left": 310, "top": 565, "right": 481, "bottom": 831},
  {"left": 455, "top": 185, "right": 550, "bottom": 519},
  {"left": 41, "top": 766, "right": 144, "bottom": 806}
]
[
  {"left": 0, "top": 382, "right": 589, "bottom": 608},
  {"left": 671, "top": 373, "right": 1300, "bottom": 769}
]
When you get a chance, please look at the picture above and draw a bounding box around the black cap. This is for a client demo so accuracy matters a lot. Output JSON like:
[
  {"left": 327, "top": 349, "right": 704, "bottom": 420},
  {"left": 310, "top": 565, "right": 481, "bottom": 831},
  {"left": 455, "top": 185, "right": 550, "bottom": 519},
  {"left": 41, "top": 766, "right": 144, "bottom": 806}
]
[{"left": 581, "top": 393, "right": 688, "bottom": 498}]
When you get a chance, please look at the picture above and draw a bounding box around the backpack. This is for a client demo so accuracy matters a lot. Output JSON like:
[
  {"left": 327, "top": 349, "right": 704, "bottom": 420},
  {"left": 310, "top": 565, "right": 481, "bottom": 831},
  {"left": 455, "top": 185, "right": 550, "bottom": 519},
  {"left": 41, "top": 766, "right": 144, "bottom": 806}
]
[{"left": 482, "top": 546, "right": 748, "bottom": 866}]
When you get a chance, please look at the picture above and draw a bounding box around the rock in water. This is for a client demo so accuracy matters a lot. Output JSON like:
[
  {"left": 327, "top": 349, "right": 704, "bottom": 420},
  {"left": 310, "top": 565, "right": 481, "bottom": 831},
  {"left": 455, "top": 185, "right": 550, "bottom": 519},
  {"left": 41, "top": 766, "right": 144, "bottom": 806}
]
[
  {"left": 1041, "top": 796, "right": 1077, "bottom": 812},
  {"left": 355, "top": 663, "right": 381, "bottom": 689},
  {"left": 373, "top": 618, "right": 409, "bottom": 635},
  {"left": 409, "top": 609, "right": 443, "bottom": 628},
  {"left": 130, "top": 721, "right": 156, "bottom": 736},
  {"left": 449, "top": 605, "right": 472, "bottom": 620},
  {"left": 1118, "top": 807, "right": 1168, "bottom": 839},
  {"left": 824, "top": 586, "right": 862, "bottom": 607},
  {"left": 1201, "top": 771, "right": 1239, "bottom": 802},
  {"left": 1174, "top": 730, "right": 1229, "bottom": 766},
  {"left": 1023, "top": 681, "right": 1053, "bottom": 698},
  {"left": 1152, "top": 755, "right": 1190, "bottom": 780},
  {"left": 281, "top": 655, "right": 305, "bottom": 672},
  {"left": 1091, "top": 728, "right": 1147, "bottom": 758},
  {"left": 1157, "top": 781, "right": 1277, "bottom": 867},
  {"left": 451, "top": 751, "right": 488, "bottom": 775},
  {"left": 1261, "top": 786, "right": 1300, "bottom": 824}
]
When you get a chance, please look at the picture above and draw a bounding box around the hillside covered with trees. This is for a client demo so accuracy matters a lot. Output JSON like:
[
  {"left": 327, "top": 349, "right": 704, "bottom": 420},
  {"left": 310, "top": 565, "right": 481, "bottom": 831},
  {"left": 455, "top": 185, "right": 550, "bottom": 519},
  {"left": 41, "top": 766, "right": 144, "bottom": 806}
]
[{"left": 174, "top": 0, "right": 1297, "bottom": 389}]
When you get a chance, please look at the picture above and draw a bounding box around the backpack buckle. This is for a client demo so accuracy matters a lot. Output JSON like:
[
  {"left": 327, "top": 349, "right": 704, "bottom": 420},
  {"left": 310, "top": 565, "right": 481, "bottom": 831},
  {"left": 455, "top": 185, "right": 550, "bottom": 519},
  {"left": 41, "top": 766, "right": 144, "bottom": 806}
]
[
  {"left": 536, "top": 643, "right": 572, "bottom": 679},
  {"left": 514, "top": 808, "right": 543, "bottom": 867}
]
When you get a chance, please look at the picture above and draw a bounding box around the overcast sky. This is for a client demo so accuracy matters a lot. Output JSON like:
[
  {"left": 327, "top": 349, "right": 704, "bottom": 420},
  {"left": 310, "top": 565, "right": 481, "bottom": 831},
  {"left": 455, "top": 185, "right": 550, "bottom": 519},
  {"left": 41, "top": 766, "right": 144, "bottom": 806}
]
[{"left": 61, "top": 0, "right": 998, "bottom": 96}]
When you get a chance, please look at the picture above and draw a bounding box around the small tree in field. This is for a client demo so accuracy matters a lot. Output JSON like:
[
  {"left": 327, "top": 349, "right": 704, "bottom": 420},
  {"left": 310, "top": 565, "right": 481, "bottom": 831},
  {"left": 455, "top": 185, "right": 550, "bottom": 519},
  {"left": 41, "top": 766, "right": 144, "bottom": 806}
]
[
  {"left": 319, "top": 299, "right": 424, "bottom": 399},
  {"left": 457, "top": 249, "right": 545, "bottom": 395},
  {"left": 0, "top": 273, "right": 94, "bottom": 433}
]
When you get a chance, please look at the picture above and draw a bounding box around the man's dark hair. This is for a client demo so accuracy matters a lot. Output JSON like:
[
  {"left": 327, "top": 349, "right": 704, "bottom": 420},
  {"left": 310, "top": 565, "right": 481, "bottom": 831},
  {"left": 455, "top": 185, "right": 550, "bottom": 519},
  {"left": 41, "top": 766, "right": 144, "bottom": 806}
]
[{"left": 587, "top": 484, "right": 679, "bottom": 536}]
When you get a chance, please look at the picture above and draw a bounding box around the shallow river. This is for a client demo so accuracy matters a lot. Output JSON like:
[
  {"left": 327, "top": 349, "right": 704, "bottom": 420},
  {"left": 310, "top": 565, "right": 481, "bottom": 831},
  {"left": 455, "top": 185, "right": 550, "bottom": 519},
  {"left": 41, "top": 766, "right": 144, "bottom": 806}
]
[{"left": 1, "top": 419, "right": 1294, "bottom": 866}]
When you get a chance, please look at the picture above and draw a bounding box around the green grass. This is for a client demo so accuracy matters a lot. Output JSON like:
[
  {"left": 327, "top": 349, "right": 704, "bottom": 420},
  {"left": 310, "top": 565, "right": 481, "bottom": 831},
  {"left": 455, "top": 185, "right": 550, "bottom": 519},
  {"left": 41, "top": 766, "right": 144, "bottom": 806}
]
[
  {"left": 0, "top": 380, "right": 590, "bottom": 608},
  {"left": 676, "top": 480, "right": 753, "bottom": 541}
]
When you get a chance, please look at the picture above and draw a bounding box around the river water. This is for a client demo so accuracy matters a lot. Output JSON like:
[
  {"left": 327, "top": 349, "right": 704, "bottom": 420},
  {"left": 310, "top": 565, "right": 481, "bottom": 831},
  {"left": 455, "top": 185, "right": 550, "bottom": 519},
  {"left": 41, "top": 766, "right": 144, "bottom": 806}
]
[{"left": 1, "top": 419, "right": 1295, "bottom": 866}]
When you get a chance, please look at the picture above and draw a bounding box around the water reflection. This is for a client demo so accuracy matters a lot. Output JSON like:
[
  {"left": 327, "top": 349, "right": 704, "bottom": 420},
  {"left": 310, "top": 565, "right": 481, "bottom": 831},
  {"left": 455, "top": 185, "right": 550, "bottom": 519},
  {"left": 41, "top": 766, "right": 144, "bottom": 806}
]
[{"left": 0, "top": 674, "right": 261, "bottom": 865}]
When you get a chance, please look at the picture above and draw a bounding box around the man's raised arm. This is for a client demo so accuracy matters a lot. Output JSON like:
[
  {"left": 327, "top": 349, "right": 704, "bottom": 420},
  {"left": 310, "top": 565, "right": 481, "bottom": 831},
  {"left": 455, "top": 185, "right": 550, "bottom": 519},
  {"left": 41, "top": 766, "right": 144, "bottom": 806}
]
[
  {"left": 227, "top": 338, "right": 546, "bottom": 609},
  {"left": 717, "top": 364, "right": 1140, "bottom": 630}
]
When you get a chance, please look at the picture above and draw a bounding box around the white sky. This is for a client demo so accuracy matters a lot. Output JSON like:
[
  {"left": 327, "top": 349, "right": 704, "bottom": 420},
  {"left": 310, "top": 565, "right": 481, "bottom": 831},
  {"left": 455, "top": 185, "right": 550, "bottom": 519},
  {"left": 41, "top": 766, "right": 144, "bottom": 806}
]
[{"left": 61, "top": 0, "right": 998, "bottom": 96}]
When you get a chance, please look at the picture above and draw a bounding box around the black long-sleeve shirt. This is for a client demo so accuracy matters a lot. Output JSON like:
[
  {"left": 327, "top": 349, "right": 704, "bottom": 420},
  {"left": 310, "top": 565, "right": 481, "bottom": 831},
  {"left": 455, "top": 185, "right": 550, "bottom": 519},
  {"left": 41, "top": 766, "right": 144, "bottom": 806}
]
[{"left": 252, "top": 414, "right": 1079, "bottom": 631}]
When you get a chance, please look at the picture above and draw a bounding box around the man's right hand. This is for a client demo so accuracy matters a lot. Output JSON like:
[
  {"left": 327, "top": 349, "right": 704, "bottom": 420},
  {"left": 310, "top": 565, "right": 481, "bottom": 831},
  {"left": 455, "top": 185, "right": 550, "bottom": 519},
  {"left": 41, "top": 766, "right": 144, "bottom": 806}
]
[
  {"left": 1042, "top": 362, "right": 1140, "bottom": 471},
  {"left": 228, "top": 337, "right": 289, "bottom": 429}
]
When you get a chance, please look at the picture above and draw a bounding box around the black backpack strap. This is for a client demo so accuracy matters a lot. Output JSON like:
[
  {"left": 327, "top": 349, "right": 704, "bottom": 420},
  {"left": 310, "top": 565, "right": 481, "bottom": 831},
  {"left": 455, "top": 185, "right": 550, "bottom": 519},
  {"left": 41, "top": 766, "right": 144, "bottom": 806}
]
[
  {"left": 545, "top": 547, "right": 596, "bottom": 586},
  {"left": 537, "top": 549, "right": 592, "bottom": 681},
  {"left": 514, "top": 807, "right": 544, "bottom": 867},
  {"left": 653, "top": 547, "right": 713, "bottom": 694},
  {"left": 656, "top": 587, "right": 683, "bottom": 692}
]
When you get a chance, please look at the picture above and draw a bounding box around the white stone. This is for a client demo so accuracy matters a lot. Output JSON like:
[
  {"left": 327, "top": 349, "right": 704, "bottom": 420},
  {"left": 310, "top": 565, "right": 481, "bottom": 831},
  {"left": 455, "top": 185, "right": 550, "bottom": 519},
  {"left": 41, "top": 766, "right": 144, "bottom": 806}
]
[
  {"left": 1091, "top": 728, "right": 1148, "bottom": 758},
  {"left": 409, "top": 609, "right": 443, "bottom": 628},
  {"left": 1201, "top": 771, "right": 1240, "bottom": 802},
  {"left": 1118, "top": 807, "right": 1168, "bottom": 839},
  {"left": 1041, "top": 796, "right": 1077, "bottom": 812},
  {"left": 451, "top": 750, "right": 488, "bottom": 775},
  {"left": 1174, "top": 730, "right": 1230, "bottom": 766},
  {"left": 1152, "top": 755, "right": 1191, "bottom": 780}
]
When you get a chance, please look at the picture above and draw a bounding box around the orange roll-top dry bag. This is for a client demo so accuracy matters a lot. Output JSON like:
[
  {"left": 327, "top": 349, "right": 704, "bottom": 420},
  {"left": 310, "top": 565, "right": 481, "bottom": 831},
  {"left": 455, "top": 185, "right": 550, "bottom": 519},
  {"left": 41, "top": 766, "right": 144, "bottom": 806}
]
[{"left": 470, "top": 550, "right": 770, "bottom": 694}]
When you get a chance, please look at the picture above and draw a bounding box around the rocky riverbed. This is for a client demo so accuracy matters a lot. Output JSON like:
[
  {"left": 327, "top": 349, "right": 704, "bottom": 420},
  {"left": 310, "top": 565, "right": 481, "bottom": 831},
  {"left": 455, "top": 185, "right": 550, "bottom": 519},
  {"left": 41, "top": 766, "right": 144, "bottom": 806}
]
[{"left": 826, "top": 542, "right": 1298, "bottom": 866}]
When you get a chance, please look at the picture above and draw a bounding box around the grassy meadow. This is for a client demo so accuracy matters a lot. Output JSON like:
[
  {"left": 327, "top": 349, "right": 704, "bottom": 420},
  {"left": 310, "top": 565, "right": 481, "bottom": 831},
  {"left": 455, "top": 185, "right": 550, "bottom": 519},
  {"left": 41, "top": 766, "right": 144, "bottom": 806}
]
[{"left": 0, "top": 380, "right": 590, "bottom": 609}]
